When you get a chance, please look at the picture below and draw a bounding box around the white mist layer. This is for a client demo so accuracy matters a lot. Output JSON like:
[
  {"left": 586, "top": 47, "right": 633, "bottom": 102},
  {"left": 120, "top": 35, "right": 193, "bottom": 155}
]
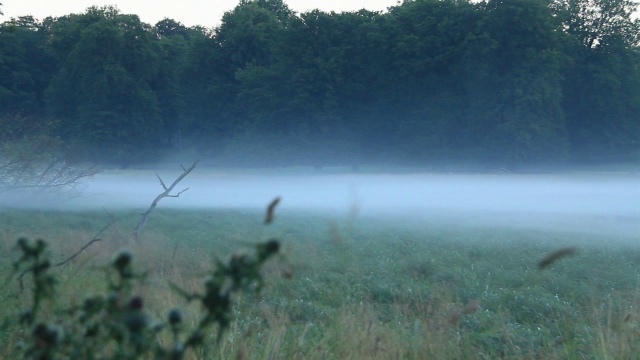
[{"left": 64, "top": 170, "right": 638, "bottom": 219}]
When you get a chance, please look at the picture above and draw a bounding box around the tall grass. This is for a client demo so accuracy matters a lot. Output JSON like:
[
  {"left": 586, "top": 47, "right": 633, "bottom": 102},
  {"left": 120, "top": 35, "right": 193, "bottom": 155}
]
[{"left": 1, "top": 207, "right": 639, "bottom": 358}]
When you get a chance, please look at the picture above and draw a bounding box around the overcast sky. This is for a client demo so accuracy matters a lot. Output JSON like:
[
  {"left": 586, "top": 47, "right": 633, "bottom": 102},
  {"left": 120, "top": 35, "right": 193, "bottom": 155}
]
[{"left": 1, "top": 0, "right": 400, "bottom": 27}]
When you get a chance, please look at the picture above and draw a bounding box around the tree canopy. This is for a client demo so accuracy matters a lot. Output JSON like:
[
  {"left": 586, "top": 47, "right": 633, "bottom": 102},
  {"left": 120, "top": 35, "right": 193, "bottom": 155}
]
[{"left": 1, "top": 0, "right": 638, "bottom": 168}]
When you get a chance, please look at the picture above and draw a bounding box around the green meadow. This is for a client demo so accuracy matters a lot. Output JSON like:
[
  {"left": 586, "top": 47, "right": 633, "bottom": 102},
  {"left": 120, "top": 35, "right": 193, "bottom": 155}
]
[{"left": 1, "top": 206, "right": 639, "bottom": 359}]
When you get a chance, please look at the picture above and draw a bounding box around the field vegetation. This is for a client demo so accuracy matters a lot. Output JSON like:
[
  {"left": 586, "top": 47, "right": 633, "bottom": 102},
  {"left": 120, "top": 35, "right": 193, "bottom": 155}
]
[{"left": 1, "top": 207, "right": 639, "bottom": 359}]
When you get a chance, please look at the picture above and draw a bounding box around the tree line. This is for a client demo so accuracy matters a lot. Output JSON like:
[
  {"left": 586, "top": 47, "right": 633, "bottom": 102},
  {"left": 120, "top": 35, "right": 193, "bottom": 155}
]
[{"left": 1, "top": 0, "right": 639, "bottom": 169}]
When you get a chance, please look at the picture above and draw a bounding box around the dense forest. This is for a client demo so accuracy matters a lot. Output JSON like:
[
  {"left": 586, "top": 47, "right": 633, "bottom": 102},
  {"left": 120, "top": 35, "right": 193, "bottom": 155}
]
[{"left": 0, "top": 0, "right": 639, "bottom": 169}]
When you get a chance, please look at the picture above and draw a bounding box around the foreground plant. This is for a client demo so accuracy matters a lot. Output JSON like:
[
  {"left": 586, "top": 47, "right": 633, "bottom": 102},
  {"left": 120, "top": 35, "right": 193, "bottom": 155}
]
[{"left": 10, "top": 235, "right": 280, "bottom": 360}]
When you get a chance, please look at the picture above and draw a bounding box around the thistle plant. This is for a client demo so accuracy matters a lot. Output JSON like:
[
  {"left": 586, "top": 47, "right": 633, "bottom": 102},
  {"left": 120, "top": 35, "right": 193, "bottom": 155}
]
[{"left": 10, "top": 236, "right": 280, "bottom": 360}]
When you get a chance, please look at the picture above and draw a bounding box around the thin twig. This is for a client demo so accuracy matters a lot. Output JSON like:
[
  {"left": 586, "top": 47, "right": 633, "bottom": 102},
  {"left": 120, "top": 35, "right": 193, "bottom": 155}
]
[
  {"left": 155, "top": 172, "right": 168, "bottom": 190},
  {"left": 17, "top": 269, "right": 26, "bottom": 295},
  {"left": 166, "top": 187, "right": 190, "bottom": 198},
  {"left": 16, "top": 220, "right": 116, "bottom": 295},
  {"left": 54, "top": 220, "right": 116, "bottom": 267},
  {"left": 170, "top": 241, "right": 180, "bottom": 271}
]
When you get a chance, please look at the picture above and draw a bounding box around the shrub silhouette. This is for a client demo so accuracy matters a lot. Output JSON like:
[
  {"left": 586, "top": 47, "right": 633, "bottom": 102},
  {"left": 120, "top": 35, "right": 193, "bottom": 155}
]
[{"left": 10, "top": 237, "right": 280, "bottom": 360}]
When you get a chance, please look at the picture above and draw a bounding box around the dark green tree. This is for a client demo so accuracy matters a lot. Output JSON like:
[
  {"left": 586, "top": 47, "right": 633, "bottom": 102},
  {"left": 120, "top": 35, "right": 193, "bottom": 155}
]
[
  {"left": 381, "top": 0, "right": 480, "bottom": 165},
  {"left": 551, "top": 0, "right": 640, "bottom": 162},
  {"left": 195, "top": 1, "right": 292, "bottom": 164},
  {"left": 1, "top": 0, "right": 638, "bottom": 168},
  {"left": 231, "top": 9, "right": 387, "bottom": 166},
  {"left": 151, "top": 19, "right": 190, "bottom": 150},
  {"left": 549, "top": 0, "right": 640, "bottom": 50},
  {"left": 239, "top": 0, "right": 295, "bottom": 24},
  {"left": 461, "top": 0, "right": 568, "bottom": 167},
  {"left": 179, "top": 26, "right": 231, "bottom": 146},
  {"left": 154, "top": 18, "right": 189, "bottom": 39},
  {"left": 0, "top": 16, "right": 55, "bottom": 116},
  {"left": 561, "top": 38, "right": 640, "bottom": 162},
  {"left": 45, "top": 6, "right": 163, "bottom": 163}
]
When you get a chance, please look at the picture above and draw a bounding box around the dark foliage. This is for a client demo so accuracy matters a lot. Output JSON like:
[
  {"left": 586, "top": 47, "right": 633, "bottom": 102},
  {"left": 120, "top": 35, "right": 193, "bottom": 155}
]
[
  {"left": 9, "top": 236, "right": 280, "bottom": 359},
  {"left": 1, "top": 0, "right": 638, "bottom": 168}
]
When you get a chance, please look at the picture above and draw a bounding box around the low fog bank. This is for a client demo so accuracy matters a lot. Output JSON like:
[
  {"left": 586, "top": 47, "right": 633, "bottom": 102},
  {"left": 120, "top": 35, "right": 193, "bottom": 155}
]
[
  {"left": 7, "top": 168, "right": 638, "bottom": 237},
  {"left": 81, "top": 170, "right": 639, "bottom": 211}
]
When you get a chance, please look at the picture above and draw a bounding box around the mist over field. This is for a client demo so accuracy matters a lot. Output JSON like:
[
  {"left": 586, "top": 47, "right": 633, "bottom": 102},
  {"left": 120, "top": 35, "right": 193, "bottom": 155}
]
[
  {"left": 4, "top": 0, "right": 640, "bottom": 357},
  {"left": 46, "top": 167, "right": 637, "bottom": 237}
]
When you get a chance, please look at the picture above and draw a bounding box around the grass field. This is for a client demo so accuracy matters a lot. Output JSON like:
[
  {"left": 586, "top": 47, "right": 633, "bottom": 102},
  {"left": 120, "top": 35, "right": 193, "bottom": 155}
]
[{"left": 1, "top": 206, "right": 639, "bottom": 359}]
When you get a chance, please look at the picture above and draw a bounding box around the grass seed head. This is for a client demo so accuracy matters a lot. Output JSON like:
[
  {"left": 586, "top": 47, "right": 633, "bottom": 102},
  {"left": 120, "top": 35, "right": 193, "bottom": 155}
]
[
  {"left": 538, "top": 247, "right": 578, "bottom": 269},
  {"left": 264, "top": 197, "right": 281, "bottom": 224}
]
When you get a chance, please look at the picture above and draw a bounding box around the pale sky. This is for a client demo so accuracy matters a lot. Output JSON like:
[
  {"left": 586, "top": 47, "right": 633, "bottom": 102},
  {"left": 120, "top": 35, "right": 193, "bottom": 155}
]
[{"left": 1, "top": 0, "right": 400, "bottom": 28}]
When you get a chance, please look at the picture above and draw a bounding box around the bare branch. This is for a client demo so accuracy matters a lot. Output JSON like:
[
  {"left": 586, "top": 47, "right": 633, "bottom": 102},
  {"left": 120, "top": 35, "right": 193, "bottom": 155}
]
[
  {"left": 54, "top": 220, "right": 116, "bottom": 267},
  {"left": 17, "top": 270, "right": 26, "bottom": 295},
  {"left": 170, "top": 187, "right": 190, "bottom": 197},
  {"left": 36, "top": 159, "right": 57, "bottom": 186},
  {"left": 155, "top": 172, "right": 168, "bottom": 190},
  {"left": 133, "top": 161, "right": 198, "bottom": 241},
  {"left": 16, "top": 220, "right": 115, "bottom": 295},
  {"left": 0, "top": 154, "right": 100, "bottom": 196},
  {"left": 1, "top": 114, "right": 99, "bottom": 201}
]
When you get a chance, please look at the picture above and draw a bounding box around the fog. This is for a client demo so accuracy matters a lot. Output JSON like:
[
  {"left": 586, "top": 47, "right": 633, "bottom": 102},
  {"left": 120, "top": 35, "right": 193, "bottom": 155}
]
[
  {"left": 35, "top": 167, "right": 632, "bottom": 235},
  {"left": 6, "top": 167, "right": 638, "bottom": 236}
]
